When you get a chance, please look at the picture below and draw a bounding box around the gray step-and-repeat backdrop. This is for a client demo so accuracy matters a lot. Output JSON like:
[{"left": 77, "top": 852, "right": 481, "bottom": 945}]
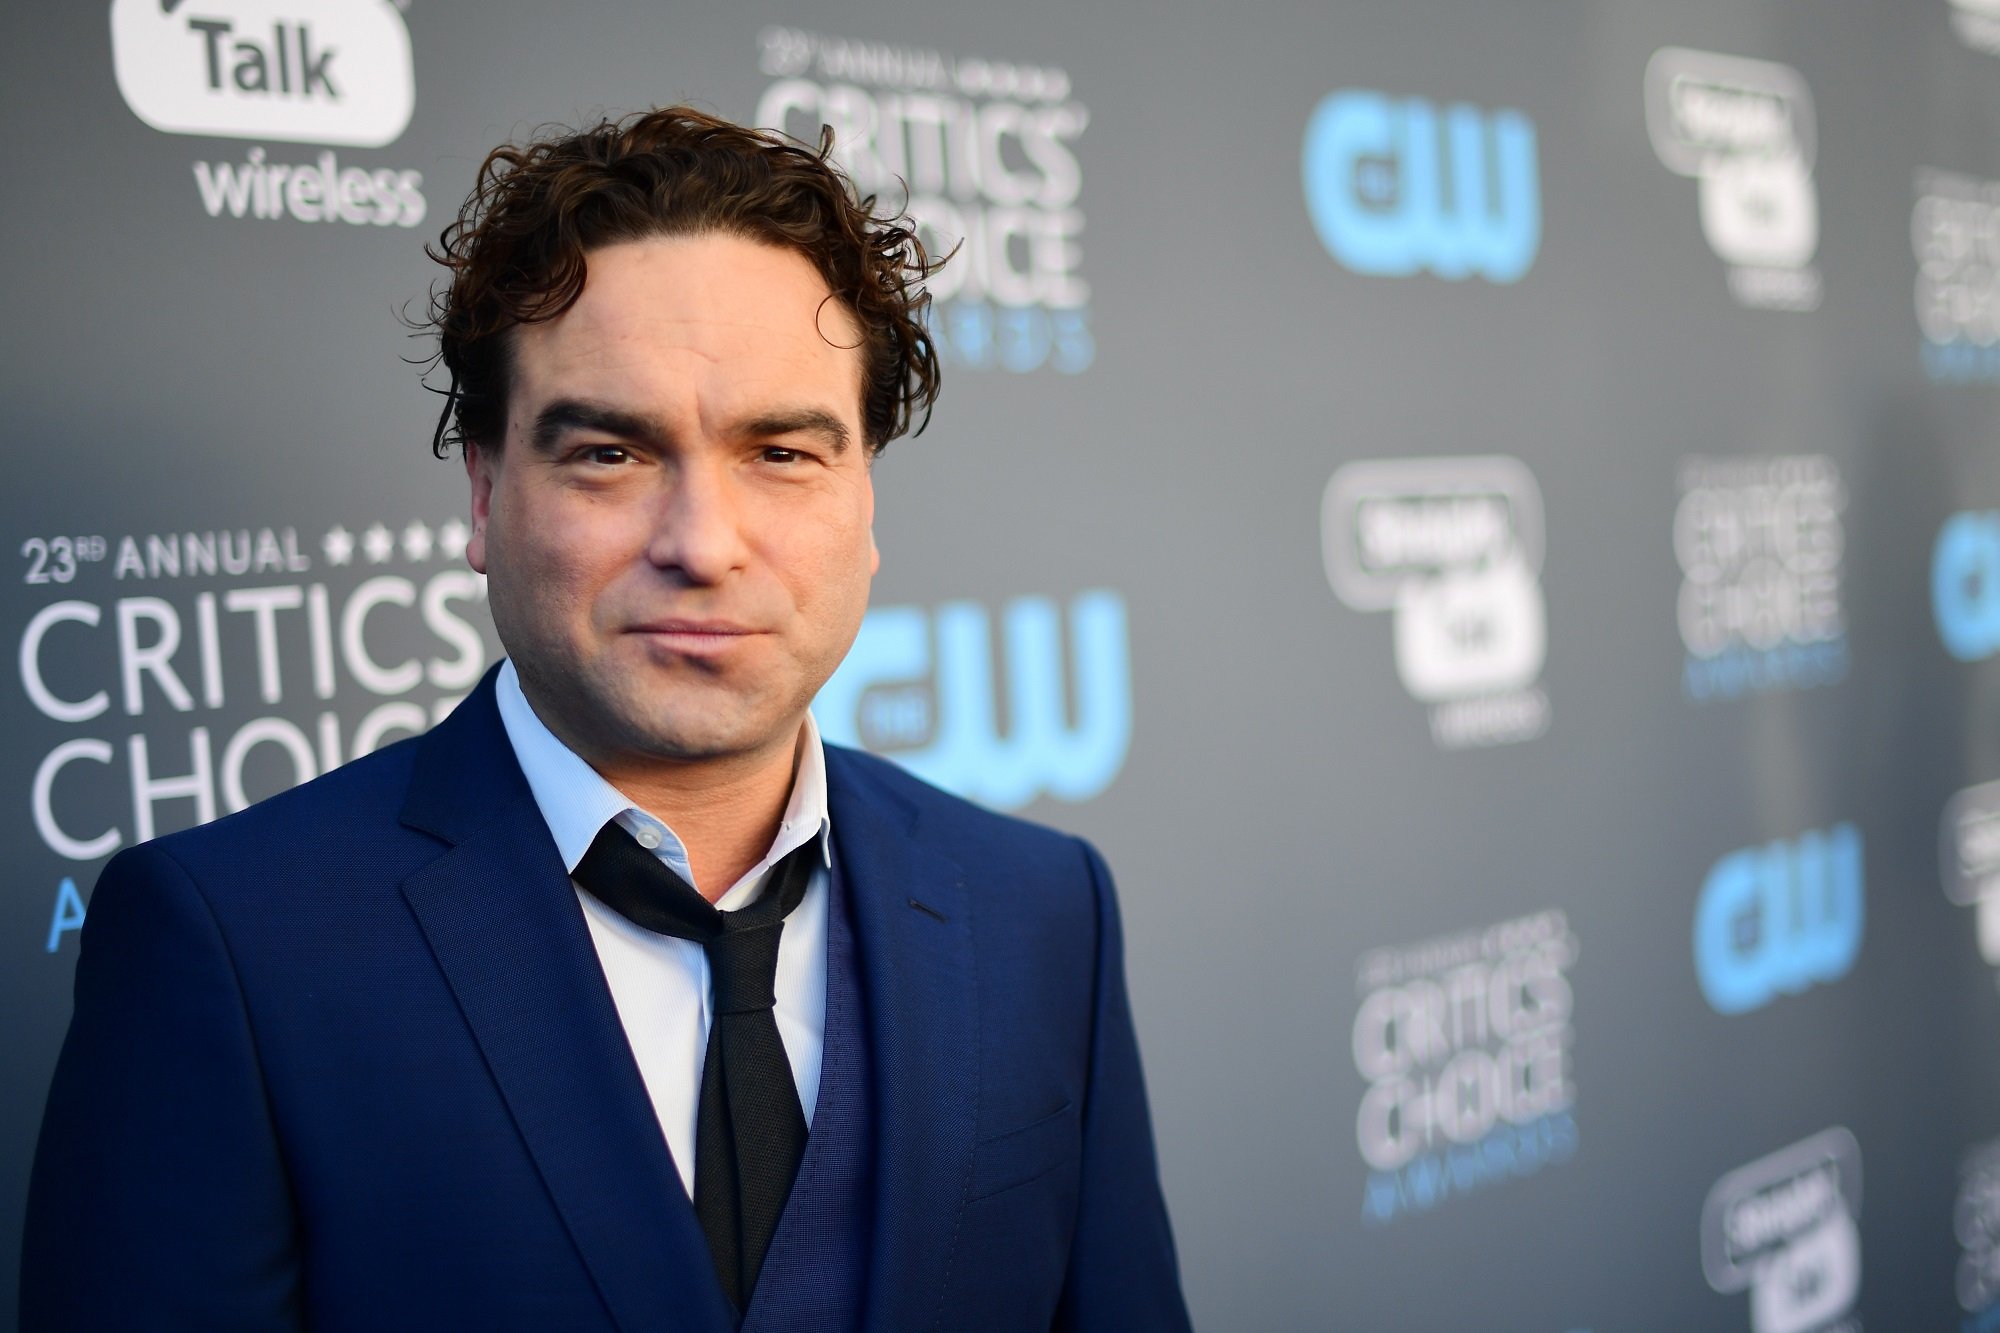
[{"left": 8, "top": 0, "right": 2000, "bottom": 1327}]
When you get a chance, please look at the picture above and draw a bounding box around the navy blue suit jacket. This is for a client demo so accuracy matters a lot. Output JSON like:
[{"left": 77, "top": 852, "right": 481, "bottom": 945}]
[{"left": 21, "top": 667, "right": 1190, "bottom": 1330}]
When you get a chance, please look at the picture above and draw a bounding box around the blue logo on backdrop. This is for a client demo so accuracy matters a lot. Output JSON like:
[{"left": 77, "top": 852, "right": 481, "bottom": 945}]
[
  {"left": 1302, "top": 90, "right": 1540, "bottom": 282},
  {"left": 814, "top": 590, "right": 1130, "bottom": 811},
  {"left": 1936, "top": 511, "right": 2000, "bottom": 660},
  {"left": 1694, "top": 823, "right": 1863, "bottom": 1015}
]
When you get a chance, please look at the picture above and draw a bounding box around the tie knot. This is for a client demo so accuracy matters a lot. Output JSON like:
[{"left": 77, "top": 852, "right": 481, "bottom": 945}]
[
  {"left": 707, "top": 919, "right": 785, "bottom": 1015},
  {"left": 571, "top": 821, "right": 821, "bottom": 1014}
]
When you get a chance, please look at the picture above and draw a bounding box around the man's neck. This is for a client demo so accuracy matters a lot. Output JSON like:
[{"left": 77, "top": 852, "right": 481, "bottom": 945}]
[
  {"left": 599, "top": 736, "right": 803, "bottom": 902},
  {"left": 520, "top": 690, "right": 806, "bottom": 903}
]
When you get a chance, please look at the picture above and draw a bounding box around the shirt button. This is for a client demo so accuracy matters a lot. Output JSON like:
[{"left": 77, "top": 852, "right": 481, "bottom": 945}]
[{"left": 634, "top": 827, "right": 662, "bottom": 850}]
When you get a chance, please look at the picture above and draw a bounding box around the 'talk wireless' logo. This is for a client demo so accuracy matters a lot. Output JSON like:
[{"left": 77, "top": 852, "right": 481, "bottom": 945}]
[
  {"left": 1322, "top": 456, "right": 1549, "bottom": 749},
  {"left": 111, "top": 0, "right": 413, "bottom": 147},
  {"left": 814, "top": 591, "right": 1130, "bottom": 811},
  {"left": 1702, "top": 1128, "right": 1862, "bottom": 1333},
  {"left": 109, "top": 0, "right": 426, "bottom": 227},
  {"left": 1302, "top": 91, "right": 1540, "bottom": 283},
  {"left": 1645, "top": 48, "right": 1821, "bottom": 312},
  {"left": 1694, "top": 823, "right": 1863, "bottom": 1016}
]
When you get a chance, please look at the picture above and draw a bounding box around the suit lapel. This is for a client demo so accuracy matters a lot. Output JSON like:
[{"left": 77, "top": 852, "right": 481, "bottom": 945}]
[
  {"left": 825, "top": 749, "right": 979, "bottom": 1330},
  {"left": 398, "top": 669, "right": 734, "bottom": 1333}
]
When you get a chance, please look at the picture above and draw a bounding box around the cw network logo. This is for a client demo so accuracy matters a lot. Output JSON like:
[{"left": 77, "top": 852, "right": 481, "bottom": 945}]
[
  {"left": 1644, "top": 48, "right": 1821, "bottom": 312},
  {"left": 1702, "top": 1128, "right": 1862, "bottom": 1333},
  {"left": 814, "top": 590, "right": 1130, "bottom": 811},
  {"left": 109, "top": 0, "right": 426, "bottom": 227},
  {"left": 1933, "top": 511, "right": 2000, "bottom": 660},
  {"left": 1322, "top": 456, "right": 1549, "bottom": 749},
  {"left": 1694, "top": 823, "right": 1863, "bottom": 1016},
  {"left": 1301, "top": 90, "right": 1540, "bottom": 283}
]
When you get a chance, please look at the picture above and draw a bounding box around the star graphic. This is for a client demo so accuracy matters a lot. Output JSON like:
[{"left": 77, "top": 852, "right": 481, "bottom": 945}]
[
  {"left": 322, "top": 525, "right": 355, "bottom": 567},
  {"left": 436, "top": 517, "right": 470, "bottom": 561},
  {"left": 402, "top": 520, "right": 434, "bottom": 562},
  {"left": 361, "top": 522, "right": 395, "bottom": 564}
]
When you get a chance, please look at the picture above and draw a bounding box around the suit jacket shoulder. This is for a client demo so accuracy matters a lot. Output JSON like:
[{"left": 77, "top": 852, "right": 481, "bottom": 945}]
[{"left": 822, "top": 740, "right": 1103, "bottom": 906}]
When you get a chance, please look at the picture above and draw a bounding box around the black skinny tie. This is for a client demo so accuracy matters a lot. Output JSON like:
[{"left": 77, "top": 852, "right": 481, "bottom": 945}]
[{"left": 572, "top": 822, "right": 820, "bottom": 1311}]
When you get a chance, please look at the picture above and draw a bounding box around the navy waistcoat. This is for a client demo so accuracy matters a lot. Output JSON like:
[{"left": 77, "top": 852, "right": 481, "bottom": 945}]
[{"left": 738, "top": 848, "right": 875, "bottom": 1331}]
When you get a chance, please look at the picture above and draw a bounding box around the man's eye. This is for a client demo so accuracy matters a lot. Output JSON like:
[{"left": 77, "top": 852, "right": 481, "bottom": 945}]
[
  {"left": 762, "top": 446, "right": 803, "bottom": 464},
  {"left": 582, "top": 445, "right": 631, "bottom": 465}
]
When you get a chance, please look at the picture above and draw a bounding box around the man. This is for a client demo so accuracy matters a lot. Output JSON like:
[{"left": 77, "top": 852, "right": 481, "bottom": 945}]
[{"left": 21, "top": 108, "right": 1189, "bottom": 1330}]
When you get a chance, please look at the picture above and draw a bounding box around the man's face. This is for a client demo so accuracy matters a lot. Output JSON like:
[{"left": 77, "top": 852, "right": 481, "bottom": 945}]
[{"left": 464, "top": 232, "right": 878, "bottom": 775}]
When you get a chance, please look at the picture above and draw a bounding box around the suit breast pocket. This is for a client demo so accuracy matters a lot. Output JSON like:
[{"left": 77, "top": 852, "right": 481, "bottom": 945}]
[{"left": 967, "top": 1099, "right": 1078, "bottom": 1202}]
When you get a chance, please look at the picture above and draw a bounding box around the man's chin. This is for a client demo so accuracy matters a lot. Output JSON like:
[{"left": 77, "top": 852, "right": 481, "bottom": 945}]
[{"left": 601, "top": 702, "right": 799, "bottom": 767}]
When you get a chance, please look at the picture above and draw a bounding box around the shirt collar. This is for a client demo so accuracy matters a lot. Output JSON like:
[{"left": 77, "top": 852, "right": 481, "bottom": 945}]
[{"left": 492, "top": 658, "right": 832, "bottom": 904}]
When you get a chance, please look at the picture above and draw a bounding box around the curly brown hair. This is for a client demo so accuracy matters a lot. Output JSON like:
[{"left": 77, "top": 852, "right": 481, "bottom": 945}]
[{"left": 416, "top": 106, "right": 943, "bottom": 459}]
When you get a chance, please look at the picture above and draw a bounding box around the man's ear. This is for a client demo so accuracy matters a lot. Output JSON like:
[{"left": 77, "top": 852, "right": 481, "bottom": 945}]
[{"left": 463, "top": 442, "right": 495, "bottom": 575}]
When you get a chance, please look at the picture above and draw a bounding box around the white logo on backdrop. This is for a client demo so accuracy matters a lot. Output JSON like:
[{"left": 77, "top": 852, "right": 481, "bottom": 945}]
[
  {"left": 1914, "top": 169, "right": 2000, "bottom": 382},
  {"left": 1322, "top": 455, "right": 1549, "bottom": 749},
  {"left": 110, "top": 0, "right": 414, "bottom": 147},
  {"left": 108, "top": 0, "right": 426, "bottom": 227},
  {"left": 1942, "top": 779, "right": 2000, "bottom": 975},
  {"left": 1675, "top": 455, "right": 1847, "bottom": 702},
  {"left": 1352, "top": 909, "right": 1578, "bottom": 1225},
  {"left": 1952, "top": 0, "right": 2000, "bottom": 56},
  {"left": 1645, "top": 48, "right": 1821, "bottom": 312},
  {"left": 752, "top": 27, "right": 1092, "bottom": 375},
  {"left": 1701, "top": 1128, "right": 1863, "bottom": 1333},
  {"left": 22, "top": 517, "right": 485, "bottom": 952},
  {"left": 1960, "top": 1138, "right": 2000, "bottom": 1320}
]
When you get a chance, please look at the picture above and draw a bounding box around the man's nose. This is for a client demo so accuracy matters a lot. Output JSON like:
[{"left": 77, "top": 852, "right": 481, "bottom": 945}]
[{"left": 644, "top": 459, "right": 750, "bottom": 584}]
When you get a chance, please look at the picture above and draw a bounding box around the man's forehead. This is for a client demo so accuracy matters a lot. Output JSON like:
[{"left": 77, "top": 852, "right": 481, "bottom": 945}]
[
  {"left": 508, "top": 234, "right": 866, "bottom": 415},
  {"left": 547, "top": 235, "right": 856, "bottom": 347}
]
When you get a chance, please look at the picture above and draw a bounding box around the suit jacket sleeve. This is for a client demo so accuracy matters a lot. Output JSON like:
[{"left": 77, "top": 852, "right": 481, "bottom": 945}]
[
  {"left": 1055, "top": 839, "right": 1194, "bottom": 1332},
  {"left": 20, "top": 842, "right": 304, "bottom": 1331}
]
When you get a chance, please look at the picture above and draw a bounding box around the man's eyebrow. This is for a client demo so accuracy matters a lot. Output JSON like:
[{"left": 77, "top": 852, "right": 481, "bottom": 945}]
[
  {"left": 528, "top": 399, "right": 671, "bottom": 455},
  {"left": 734, "top": 409, "right": 853, "bottom": 456}
]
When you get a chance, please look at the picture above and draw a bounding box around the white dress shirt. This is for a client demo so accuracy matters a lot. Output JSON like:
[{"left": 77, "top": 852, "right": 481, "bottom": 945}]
[{"left": 493, "top": 658, "right": 832, "bottom": 1200}]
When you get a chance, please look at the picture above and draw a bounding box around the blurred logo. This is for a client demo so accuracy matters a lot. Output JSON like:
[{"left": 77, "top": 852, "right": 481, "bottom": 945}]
[
  {"left": 1694, "top": 823, "right": 1863, "bottom": 1016},
  {"left": 1933, "top": 511, "right": 2000, "bottom": 660},
  {"left": 1942, "top": 780, "right": 2000, "bottom": 970},
  {"left": 754, "top": 27, "right": 1092, "bottom": 375},
  {"left": 1302, "top": 90, "right": 1540, "bottom": 282},
  {"left": 110, "top": 0, "right": 414, "bottom": 146},
  {"left": 1322, "top": 456, "right": 1549, "bottom": 748},
  {"left": 1645, "top": 48, "right": 1820, "bottom": 311},
  {"left": 1352, "top": 909, "right": 1578, "bottom": 1225},
  {"left": 814, "top": 590, "right": 1130, "bottom": 810},
  {"left": 1676, "top": 455, "right": 1847, "bottom": 702},
  {"left": 1702, "top": 1129, "right": 1862, "bottom": 1333},
  {"left": 1957, "top": 1138, "right": 2000, "bottom": 1323},
  {"left": 1917, "top": 171, "right": 2000, "bottom": 383},
  {"left": 1952, "top": 0, "right": 2000, "bottom": 56}
]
